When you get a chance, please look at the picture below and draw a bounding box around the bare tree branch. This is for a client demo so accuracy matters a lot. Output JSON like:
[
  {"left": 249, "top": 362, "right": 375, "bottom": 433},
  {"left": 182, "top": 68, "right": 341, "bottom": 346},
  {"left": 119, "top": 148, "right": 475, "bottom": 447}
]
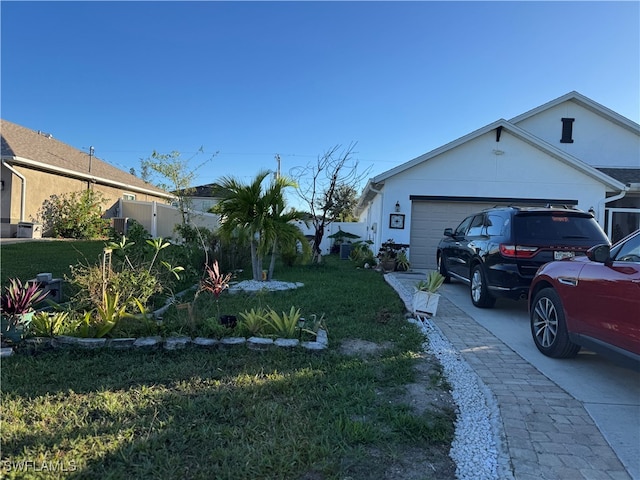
[{"left": 291, "top": 143, "right": 370, "bottom": 263}]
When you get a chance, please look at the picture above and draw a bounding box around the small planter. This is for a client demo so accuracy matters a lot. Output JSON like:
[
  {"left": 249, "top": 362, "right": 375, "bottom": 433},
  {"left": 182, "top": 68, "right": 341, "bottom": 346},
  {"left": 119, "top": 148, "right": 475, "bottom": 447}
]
[
  {"left": 381, "top": 259, "right": 396, "bottom": 273},
  {"left": 412, "top": 291, "right": 440, "bottom": 317}
]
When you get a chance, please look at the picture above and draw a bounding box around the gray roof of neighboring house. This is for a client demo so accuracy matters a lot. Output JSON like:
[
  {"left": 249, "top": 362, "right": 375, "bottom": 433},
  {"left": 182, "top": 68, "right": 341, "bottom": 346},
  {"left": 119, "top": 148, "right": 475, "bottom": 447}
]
[
  {"left": 176, "top": 183, "right": 219, "bottom": 197},
  {"left": 597, "top": 168, "right": 640, "bottom": 185},
  {"left": 1, "top": 119, "right": 172, "bottom": 198}
]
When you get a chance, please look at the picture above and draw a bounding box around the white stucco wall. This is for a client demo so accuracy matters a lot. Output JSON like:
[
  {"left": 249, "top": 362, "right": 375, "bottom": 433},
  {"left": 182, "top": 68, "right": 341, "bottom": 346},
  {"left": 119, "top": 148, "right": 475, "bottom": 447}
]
[
  {"left": 365, "top": 129, "right": 610, "bottom": 252},
  {"left": 513, "top": 101, "right": 640, "bottom": 168},
  {"left": 358, "top": 189, "right": 387, "bottom": 248}
]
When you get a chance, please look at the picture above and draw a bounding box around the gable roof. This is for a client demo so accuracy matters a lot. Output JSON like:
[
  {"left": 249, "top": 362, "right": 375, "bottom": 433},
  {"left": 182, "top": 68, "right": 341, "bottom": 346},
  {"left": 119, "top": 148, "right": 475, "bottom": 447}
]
[
  {"left": 358, "top": 92, "right": 635, "bottom": 208},
  {"left": 1, "top": 119, "right": 174, "bottom": 199},
  {"left": 365, "top": 118, "right": 626, "bottom": 188},
  {"left": 509, "top": 91, "right": 640, "bottom": 134}
]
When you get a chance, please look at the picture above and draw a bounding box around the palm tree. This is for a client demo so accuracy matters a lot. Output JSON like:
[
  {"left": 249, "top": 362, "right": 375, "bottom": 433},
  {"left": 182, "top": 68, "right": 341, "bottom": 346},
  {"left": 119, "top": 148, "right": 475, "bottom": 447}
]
[{"left": 212, "top": 171, "right": 309, "bottom": 281}]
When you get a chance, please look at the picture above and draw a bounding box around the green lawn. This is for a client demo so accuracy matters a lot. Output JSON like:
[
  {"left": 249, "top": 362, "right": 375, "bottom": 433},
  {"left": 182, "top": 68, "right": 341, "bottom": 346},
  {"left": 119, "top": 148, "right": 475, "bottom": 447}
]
[
  {"left": 0, "top": 240, "right": 106, "bottom": 286},
  {"left": 1, "top": 251, "right": 455, "bottom": 479}
]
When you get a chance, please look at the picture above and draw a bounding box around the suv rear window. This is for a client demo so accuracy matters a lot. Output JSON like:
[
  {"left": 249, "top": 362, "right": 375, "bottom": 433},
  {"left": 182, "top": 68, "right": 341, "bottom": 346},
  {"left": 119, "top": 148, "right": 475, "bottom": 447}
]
[{"left": 513, "top": 213, "right": 609, "bottom": 244}]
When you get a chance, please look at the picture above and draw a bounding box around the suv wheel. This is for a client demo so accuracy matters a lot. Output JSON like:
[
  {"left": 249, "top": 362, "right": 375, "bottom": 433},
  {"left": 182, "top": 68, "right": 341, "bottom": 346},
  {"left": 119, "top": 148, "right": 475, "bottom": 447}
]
[
  {"left": 437, "top": 254, "right": 451, "bottom": 283},
  {"left": 470, "top": 264, "right": 496, "bottom": 308},
  {"left": 530, "top": 288, "right": 580, "bottom": 358}
]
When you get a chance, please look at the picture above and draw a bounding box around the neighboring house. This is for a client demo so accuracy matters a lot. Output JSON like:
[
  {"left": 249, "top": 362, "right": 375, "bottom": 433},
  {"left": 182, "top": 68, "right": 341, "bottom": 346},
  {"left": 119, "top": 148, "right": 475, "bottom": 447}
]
[
  {"left": 1, "top": 119, "right": 174, "bottom": 238},
  {"left": 176, "top": 183, "right": 220, "bottom": 213},
  {"left": 356, "top": 92, "right": 640, "bottom": 270}
]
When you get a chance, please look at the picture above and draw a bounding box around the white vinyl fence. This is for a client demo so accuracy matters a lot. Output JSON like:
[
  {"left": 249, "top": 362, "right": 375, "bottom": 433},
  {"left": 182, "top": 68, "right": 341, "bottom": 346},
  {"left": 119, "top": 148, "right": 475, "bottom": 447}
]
[
  {"left": 114, "top": 199, "right": 365, "bottom": 253},
  {"left": 116, "top": 199, "right": 219, "bottom": 238},
  {"left": 293, "top": 220, "right": 368, "bottom": 255}
]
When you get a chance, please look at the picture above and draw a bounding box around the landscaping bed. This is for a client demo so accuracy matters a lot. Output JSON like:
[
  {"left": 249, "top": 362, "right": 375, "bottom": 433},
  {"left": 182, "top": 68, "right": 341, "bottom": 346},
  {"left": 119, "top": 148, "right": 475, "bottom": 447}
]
[{"left": 2, "top": 243, "right": 456, "bottom": 479}]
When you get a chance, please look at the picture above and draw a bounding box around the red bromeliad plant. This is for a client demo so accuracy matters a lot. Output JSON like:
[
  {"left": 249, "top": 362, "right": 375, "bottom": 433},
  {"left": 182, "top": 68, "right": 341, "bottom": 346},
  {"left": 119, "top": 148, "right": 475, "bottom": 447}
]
[
  {"left": 1, "top": 278, "right": 49, "bottom": 318},
  {"left": 199, "top": 260, "right": 232, "bottom": 299},
  {"left": 197, "top": 260, "right": 233, "bottom": 319}
]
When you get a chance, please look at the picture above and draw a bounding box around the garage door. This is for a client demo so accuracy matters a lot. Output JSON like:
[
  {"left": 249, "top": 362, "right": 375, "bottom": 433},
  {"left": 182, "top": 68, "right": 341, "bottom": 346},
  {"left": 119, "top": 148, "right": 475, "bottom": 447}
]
[{"left": 409, "top": 201, "right": 501, "bottom": 270}]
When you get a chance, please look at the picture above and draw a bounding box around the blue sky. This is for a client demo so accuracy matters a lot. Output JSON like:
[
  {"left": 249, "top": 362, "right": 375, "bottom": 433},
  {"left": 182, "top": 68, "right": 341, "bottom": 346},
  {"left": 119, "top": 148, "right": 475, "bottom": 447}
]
[{"left": 2, "top": 1, "right": 639, "bottom": 202}]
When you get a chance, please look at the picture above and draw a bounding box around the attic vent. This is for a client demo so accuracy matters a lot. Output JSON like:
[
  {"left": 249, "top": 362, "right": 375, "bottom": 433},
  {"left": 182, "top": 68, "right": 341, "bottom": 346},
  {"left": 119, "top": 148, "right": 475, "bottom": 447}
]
[
  {"left": 560, "top": 118, "right": 574, "bottom": 144},
  {"left": 36, "top": 130, "right": 54, "bottom": 139}
]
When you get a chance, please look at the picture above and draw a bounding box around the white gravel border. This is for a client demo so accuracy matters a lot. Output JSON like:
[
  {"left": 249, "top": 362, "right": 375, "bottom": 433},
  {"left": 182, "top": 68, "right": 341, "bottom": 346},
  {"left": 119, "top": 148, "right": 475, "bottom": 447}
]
[
  {"left": 228, "top": 279, "right": 304, "bottom": 293},
  {"left": 385, "top": 274, "right": 513, "bottom": 480}
]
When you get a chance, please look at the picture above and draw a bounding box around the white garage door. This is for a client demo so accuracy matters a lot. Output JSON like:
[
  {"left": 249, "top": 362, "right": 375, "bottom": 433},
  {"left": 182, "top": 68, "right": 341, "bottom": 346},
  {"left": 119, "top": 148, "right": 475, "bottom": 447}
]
[{"left": 409, "top": 201, "right": 502, "bottom": 270}]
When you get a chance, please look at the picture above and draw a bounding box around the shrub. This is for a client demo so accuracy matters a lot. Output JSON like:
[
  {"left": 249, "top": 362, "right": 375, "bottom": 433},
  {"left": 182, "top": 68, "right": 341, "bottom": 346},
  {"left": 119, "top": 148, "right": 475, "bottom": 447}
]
[
  {"left": 28, "top": 311, "right": 71, "bottom": 337},
  {"left": 349, "top": 240, "right": 376, "bottom": 267},
  {"left": 1, "top": 278, "right": 49, "bottom": 316},
  {"left": 67, "top": 236, "right": 184, "bottom": 319},
  {"left": 263, "top": 306, "right": 302, "bottom": 339},
  {"left": 237, "top": 307, "right": 268, "bottom": 337},
  {"left": 39, "top": 190, "right": 110, "bottom": 239},
  {"left": 69, "top": 264, "right": 160, "bottom": 312}
]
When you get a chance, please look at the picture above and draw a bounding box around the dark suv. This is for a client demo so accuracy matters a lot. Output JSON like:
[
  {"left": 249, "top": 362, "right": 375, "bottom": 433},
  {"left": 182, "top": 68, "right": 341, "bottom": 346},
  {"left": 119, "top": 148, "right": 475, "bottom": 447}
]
[{"left": 436, "top": 206, "right": 610, "bottom": 308}]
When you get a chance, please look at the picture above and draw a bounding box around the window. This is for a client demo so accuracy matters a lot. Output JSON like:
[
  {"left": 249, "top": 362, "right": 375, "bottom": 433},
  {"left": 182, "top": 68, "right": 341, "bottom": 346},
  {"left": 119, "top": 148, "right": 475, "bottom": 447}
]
[
  {"left": 123, "top": 193, "right": 136, "bottom": 201},
  {"left": 486, "top": 214, "right": 508, "bottom": 236},
  {"left": 561, "top": 118, "right": 575, "bottom": 143},
  {"left": 454, "top": 216, "right": 474, "bottom": 236},
  {"left": 467, "top": 215, "right": 485, "bottom": 236},
  {"left": 614, "top": 234, "right": 640, "bottom": 263}
]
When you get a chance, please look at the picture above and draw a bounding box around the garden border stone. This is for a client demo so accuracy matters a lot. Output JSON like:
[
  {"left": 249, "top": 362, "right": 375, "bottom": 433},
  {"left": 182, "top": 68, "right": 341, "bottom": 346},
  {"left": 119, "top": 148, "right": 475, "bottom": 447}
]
[
  {"left": 75, "top": 338, "right": 107, "bottom": 349},
  {"left": 133, "top": 336, "right": 162, "bottom": 349},
  {"left": 1, "top": 329, "right": 328, "bottom": 356},
  {"left": 274, "top": 338, "right": 299, "bottom": 348},
  {"left": 1, "top": 347, "right": 14, "bottom": 357},
  {"left": 164, "top": 336, "right": 191, "bottom": 350},
  {"left": 192, "top": 337, "right": 219, "bottom": 349},
  {"left": 220, "top": 337, "right": 246, "bottom": 349},
  {"left": 247, "top": 337, "right": 274, "bottom": 351},
  {"left": 106, "top": 338, "right": 136, "bottom": 349}
]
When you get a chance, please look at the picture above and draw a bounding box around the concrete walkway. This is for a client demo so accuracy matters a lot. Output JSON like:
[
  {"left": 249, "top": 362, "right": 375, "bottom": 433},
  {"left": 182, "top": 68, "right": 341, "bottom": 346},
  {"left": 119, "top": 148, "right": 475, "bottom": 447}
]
[{"left": 388, "top": 271, "right": 632, "bottom": 480}]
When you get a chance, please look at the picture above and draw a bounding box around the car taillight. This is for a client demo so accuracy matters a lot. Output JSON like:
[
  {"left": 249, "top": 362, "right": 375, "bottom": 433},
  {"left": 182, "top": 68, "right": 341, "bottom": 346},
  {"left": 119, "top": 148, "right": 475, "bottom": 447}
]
[{"left": 499, "top": 244, "right": 539, "bottom": 258}]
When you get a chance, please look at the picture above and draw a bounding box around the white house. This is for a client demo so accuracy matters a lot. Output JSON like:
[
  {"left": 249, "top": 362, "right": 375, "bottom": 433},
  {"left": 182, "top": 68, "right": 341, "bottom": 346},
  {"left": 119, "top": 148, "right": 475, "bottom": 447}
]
[{"left": 356, "top": 91, "right": 640, "bottom": 270}]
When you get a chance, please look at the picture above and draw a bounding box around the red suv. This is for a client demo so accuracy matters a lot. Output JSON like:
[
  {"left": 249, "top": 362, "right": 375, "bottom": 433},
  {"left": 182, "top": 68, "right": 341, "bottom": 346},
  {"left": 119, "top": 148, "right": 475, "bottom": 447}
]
[{"left": 529, "top": 229, "right": 640, "bottom": 368}]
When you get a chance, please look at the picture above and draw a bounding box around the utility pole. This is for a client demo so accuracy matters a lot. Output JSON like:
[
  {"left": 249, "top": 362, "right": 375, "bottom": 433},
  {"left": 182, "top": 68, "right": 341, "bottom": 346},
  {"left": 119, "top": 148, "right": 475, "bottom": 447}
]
[
  {"left": 89, "top": 146, "right": 94, "bottom": 173},
  {"left": 275, "top": 154, "right": 281, "bottom": 179},
  {"left": 88, "top": 146, "right": 95, "bottom": 190}
]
